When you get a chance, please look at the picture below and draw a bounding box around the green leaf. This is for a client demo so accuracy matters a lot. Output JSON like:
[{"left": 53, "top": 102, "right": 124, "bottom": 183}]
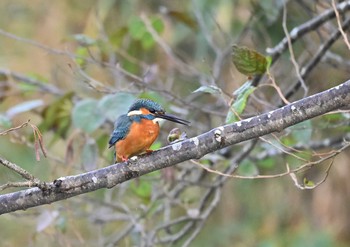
[
  {"left": 109, "top": 26, "right": 128, "bottom": 47},
  {"left": 39, "top": 92, "right": 74, "bottom": 143},
  {"left": 303, "top": 177, "right": 315, "bottom": 187},
  {"left": 75, "top": 47, "right": 89, "bottom": 67},
  {"left": 72, "top": 99, "right": 106, "bottom": 133},
  {"left": 192, "top": 85, "right": 223, "bottom": 95},
  {"left": 128, "top": 16, "right": 147, "bottom": 40},
  {"left": 232, "top": 44, "right": 268, "bottom": 77},
  {"left": 266, "top": 56, "right": 272, "bottom": 71},
  {"left": 81, "top": 138, "right": 98, "bottom": 171},
  {"left": 322, "top": 112, "right": 344, "bottom": 122},
  {"left": 226, "top": 81, "right": 256, "bottom": 123},
  {"left": 98, "top": 93, "right": 136, "bottom": 122},
  {"left": 141, "top": 32, "right": 155, "bottom": 50},
  {"left": 128, "top": 16, "right": 163, "bottom": 50},
  {"left": 151, "top": 17, "right": 164, "bottom": 33}
]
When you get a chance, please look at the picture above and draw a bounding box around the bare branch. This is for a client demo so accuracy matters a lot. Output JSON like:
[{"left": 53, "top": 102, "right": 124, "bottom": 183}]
[
  {"left": 0, "top": 181, "right": 41, "bottom": 191},
  {"left": 284, "top": 17, "right": 350, "bottom": 102},
  {"left": 332, "top": 0, "right": 350, "bottom": 50},
  {"left": 191, "top": 142, "right": 350, "bottom": 181},
  {"left": 0, "top": 69, "right": 62, "bottom": 95},
  {"left": 0, "top": 157, "right": 39, "bottom": 184},
  {"left": 1, "top": 79, "right": 350, "bottom": 214},
  {"left": 267, "top": 1, "right": 350, "bottom": 58},
  {"left": 140, "top": 13, "right": 200, "bottom": 77},
  {"left": 289, "top": 158, "right": 335, "bottom": 190},
  {"left": 282, "top": 3, "right": 308, "bottom": 97},
  {"left": 0, "top": 120, "right": 30, "bottom": 136}
]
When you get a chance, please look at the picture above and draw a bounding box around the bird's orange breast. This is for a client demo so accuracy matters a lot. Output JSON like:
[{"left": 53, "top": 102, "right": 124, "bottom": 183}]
[{"left": 115, "top": 119, "right": 159, "bottom": 162}]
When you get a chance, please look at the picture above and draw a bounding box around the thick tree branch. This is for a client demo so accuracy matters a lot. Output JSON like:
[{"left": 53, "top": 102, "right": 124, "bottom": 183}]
[{"left": 1, "top": 79, "right": 350, "bottom": 215}]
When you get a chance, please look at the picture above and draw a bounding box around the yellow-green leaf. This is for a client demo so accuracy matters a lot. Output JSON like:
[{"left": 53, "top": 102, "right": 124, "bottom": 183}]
[
  {"left": 192, "top": 85, "right": 223, "bottom": 95},
  {"left": 232, "top": 44, "right": 268, "bottom": 77},
  {"left": 226, "top": 81, "right": 256, "bottom": 123},
  {"left": 39, "top": 92, "right": 74, "bottom": 144},
  {"left": 303, "top": 177, "right": 315, "bottom": 187}
]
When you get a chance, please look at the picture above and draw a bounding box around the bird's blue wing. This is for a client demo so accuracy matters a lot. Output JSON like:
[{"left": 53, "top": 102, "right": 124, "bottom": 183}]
[{"left": 108, "top": 115, "right": 131, "bottom": 148}]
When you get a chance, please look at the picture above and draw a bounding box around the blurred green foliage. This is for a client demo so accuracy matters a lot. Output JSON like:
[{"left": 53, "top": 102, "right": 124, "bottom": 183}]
[{"left": 0, "top": 0, "right": 350, "bottom": 247}]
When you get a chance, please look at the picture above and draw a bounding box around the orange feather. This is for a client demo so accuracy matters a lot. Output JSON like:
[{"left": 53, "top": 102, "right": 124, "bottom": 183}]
[{"left": 115, "top": 119, "right": 159, "bottom": 162}]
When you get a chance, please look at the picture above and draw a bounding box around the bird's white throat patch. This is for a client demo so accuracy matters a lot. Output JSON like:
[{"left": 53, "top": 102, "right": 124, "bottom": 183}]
[
  {"left": 127, "top": 110, "right": 142, "bottom": 116},
  {"left": 127, "top": 110, "right": 162, "bottom": 124},
  {"left": 152, "top": 118, "right": 163, "bottom": 124}
]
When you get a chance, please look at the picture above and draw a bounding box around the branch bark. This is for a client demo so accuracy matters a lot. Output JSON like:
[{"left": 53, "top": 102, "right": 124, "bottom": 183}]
[{"left": 1, "top": 79, "right": 350, "bottom": 215}]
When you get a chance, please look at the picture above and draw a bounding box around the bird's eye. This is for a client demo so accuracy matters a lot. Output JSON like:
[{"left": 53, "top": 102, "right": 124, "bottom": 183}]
[{"left": 149, "top": 109, "right": 156, "bottom": 113}]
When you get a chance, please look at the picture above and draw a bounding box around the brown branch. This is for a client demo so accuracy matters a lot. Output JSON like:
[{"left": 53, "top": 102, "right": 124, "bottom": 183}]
[
  {"left": 282, "top": 2, "right": 308, "bottom": 97},
  {"left": 1, "top": 79, "right": 350, "bottom": 214},
  {"left": 0, "top": 69, "right": 62, "bottom": 95},
  {"left": 283, "top": 16, "right": 350, "bottom": 103},
  {"left": 191, "top": 142, "right": 350, "bottom": 182},
  {"left": 0, "top": 181, "right": 41, "bottom": 191},
  {"left": 0, "top": 157, "right": 36, "bottom": 181},
  {"left": 0, "top": 119, "right": 30, "bottom": 136},
  {"left": 332, "top": 0, "right": 350, "bottom": 50},
  {"left": 266, "top": 1, "right": 350, "bottom": 58}
]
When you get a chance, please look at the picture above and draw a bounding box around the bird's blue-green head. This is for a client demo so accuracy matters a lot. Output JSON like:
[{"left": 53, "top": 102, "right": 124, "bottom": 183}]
[{"left": 127, "top": 99, "right": 190, "bottom": 126}]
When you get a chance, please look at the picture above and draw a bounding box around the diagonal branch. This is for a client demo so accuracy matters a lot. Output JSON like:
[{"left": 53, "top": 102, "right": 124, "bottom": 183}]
[
  {"left": 1, "top": 79, "right": 350, "bottom": 215},
  {"left": 283, "top": 16, "right": 350, "bottom": 103},
  {"left": 267, "top": 1, "right": 350, "bottom": 59}
]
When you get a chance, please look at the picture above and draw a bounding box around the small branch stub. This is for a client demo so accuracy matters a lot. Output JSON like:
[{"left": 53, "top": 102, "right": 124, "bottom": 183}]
[{"left": 214, "top": 128, "right": 224, "bottom": 144}]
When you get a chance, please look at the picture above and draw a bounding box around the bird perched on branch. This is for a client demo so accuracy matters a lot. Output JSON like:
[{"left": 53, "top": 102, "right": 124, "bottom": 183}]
[{"left": 109, "top": 99, "right": 190, "bottom": 162}]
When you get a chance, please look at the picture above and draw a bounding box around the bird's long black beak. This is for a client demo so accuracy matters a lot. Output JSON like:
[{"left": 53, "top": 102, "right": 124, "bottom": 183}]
[{"left": 155, "top": 113, "right": 191, "bottom": 126}]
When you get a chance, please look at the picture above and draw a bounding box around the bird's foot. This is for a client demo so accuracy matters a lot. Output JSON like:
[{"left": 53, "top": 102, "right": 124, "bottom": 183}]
[
  {"left": 121, "top": 156, "right": 129, "bottom": 162},
  {"left": 145, "top": 149, "right": 153, "bottom": 154}
]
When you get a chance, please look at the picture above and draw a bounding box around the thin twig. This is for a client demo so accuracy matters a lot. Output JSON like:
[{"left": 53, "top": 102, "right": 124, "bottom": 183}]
[
  {"left": 282, "top": 3, "right": 308, "bottom": 97},
  {"left": 29, "top": 123, "right": 47, "bottom": 160},
  {"left": 289, "top": 158, "right": 335, "bottom": 190},
  {"left": 140, "top": 13, "right": 200, "bottom": 77},
  {"left": 332, "top": 0, "right": 350, "bottom": 50},
  {"left": 0, "top": 181, "right": 40, "bottom": 191},
  {"left": 191, "top": 142, "right": 350, "bottom": 184},
  {"left": 0, "top": 69, "right": 62, "bottom": 95},
  {"left": 267, "top": 1, "right": 350, "bottom": 57},
  {"left": 0, "top": 120, "right": 30, "bottom": 136},
  {"left": 259, "top": 136, "right": 308, "bottom": 162},
  {"left": 284, "top": 16, "right": 350, "bottom": 103},
  {"left": 0, "top": 157, "right": 36, "bottom": 181}
]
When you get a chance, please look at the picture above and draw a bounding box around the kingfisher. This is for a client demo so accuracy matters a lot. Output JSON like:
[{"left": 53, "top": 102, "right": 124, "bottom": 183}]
[{"left": 109, "top": 99, "right": 190, "bottom": 162}]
